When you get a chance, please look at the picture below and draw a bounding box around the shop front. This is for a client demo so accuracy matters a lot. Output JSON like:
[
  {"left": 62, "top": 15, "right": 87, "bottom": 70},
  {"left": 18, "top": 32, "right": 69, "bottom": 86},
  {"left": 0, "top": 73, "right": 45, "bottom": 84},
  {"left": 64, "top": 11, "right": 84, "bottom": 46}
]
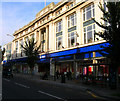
[{"left": 49, "top": 42, "right": 110, "bottom": 82}]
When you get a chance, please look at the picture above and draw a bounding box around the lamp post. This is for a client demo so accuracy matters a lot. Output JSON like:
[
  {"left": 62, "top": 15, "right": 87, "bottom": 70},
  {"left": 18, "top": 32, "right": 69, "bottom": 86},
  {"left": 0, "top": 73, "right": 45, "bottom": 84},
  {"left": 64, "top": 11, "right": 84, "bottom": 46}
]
[{"left": 7, "top": 34, "right": 14, "bottom": 38}]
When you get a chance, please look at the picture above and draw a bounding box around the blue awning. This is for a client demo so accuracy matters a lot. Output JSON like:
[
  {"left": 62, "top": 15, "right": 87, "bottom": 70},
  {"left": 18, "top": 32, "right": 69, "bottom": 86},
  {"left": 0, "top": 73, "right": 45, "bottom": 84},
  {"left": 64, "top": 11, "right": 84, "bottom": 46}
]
[
  {"left": 49, "top": 42, "right": 109, "bottom": 58},
  {"left": 12, "top": 57, "right": 27, "bottom": 63},
  {"left": 9, "top": 42, "right": 109, "bottom": 63},
  {"left": 37, "top": 58, "right": 50, "bottom": 63}
]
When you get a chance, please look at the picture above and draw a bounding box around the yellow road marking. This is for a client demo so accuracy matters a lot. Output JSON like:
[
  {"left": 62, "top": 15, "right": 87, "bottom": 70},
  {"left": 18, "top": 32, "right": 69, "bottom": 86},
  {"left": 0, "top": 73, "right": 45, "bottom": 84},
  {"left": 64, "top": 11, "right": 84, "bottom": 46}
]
[{"left": 87, "top": 91, "right": 98, "bottom": 98}]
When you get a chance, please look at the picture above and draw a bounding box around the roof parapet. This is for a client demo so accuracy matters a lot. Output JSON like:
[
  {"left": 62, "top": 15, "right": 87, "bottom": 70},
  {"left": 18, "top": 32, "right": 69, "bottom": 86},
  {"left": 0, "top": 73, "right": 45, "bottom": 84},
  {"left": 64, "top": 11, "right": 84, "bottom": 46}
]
[{"left": 36, "top": 2, "right": 55, "bottom": 18}]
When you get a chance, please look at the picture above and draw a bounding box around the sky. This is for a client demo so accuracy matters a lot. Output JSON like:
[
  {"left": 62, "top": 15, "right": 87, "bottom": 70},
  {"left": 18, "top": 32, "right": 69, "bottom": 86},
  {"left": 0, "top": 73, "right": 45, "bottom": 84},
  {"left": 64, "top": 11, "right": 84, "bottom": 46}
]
[{"left": 0, "top": 0, "right": 61, "bottom": 47}]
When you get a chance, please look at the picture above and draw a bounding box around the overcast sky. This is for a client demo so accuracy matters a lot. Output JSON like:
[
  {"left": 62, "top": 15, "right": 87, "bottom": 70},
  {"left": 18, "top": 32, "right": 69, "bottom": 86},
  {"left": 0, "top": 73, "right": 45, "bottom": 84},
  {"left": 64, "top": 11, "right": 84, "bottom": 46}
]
[{"left": 0, "top": 0, "right": 60, "bottom": 47}]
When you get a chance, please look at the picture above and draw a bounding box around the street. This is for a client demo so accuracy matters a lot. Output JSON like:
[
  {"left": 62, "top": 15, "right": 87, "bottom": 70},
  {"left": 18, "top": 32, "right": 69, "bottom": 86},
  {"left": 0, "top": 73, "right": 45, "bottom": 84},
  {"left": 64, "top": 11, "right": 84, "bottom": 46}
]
[{"left": 2, "top": 75, "right": 108, "bottom": 101}]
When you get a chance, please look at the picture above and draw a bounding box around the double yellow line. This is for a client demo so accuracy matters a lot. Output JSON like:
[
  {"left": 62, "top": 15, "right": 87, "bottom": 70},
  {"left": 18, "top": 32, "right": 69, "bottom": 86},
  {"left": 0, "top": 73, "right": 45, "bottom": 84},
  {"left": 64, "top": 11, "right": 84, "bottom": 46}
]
[{"left": 86, "top": 91, "right": 98, "bottom": 98}]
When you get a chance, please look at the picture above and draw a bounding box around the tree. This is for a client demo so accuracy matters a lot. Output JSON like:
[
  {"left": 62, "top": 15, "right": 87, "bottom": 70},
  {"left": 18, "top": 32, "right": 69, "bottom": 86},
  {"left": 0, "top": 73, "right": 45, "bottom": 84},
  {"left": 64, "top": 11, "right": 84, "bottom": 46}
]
[
  {"left": 94, "top": 1, "right": 120, "bottom": 89},
  {"left": 21, "top": 38, "right": 41, "bottom": 74}
]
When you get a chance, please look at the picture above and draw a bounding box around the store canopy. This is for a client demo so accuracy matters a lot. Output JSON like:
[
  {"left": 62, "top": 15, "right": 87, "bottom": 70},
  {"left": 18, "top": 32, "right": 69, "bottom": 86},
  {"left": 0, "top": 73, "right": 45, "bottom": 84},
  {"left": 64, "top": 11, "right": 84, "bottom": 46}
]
[{"left": 49, "top": 42, "right": 109, "bottom": 58}]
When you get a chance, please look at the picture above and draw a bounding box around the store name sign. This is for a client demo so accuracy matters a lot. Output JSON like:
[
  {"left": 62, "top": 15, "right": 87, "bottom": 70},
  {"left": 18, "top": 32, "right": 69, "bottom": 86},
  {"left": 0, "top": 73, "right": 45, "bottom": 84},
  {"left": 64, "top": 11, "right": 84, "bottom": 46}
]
[{"left": 40, "top": 55, "right": 46, "bottom": 59}]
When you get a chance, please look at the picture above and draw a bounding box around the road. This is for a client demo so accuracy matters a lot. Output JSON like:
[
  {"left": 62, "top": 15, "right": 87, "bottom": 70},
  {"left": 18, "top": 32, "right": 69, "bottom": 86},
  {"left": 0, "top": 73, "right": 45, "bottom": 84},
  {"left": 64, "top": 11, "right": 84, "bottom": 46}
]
[{"left": 2, "top": 75, "right": 108, "bottom": 101}]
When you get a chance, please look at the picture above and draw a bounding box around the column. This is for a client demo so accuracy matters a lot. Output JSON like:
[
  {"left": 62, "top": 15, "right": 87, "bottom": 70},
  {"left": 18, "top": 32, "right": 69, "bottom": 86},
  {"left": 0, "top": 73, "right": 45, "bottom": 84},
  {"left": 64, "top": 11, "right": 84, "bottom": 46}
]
[
  {"left": 18, "top": 40, "right": 20, "bottom": 57},
  {"left": 80, "top": 9, "right": 84, "bottom": 44},
  {"left": 50, "top": 58, "right": 55, "bottom": 76},
  {"left": 20, "top": 65, "right": 22, "bottom": 73},
  {"left": 11, "top": 41, "right": 14, "bottom": 59},
  {"left": 76, "top": 9, "right": 81, "bottom": 45},
  {"left": 49, "top": 22, "right": 55, "bottom": 51},
  {"left": 73, "top": 55, "right": 77, "bottom": 79},
  {"left": 62, "top": 16, "right": 67, "bottom": 48},
  {"left": 34, "top": 31, "right": 37, "bottom": 42},
  {"left": 39, "top": 29, "right": 41, "bottom": 51},
  {"left": 22, "top": 38, "right": 25, "bottom": 56},
  {"left": 93, "top": 52, "right": 97, "bottom": 77},
  {"left": 45, "top": 25, "right": 49, "bottom": 52}
]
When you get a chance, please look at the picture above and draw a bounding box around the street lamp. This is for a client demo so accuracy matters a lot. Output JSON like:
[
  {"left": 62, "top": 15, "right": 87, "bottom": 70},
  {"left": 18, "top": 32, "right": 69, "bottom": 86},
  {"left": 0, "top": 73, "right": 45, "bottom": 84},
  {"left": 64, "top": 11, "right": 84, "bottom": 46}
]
[{"left": 6, "top": 34, "right": 14, "bottom": 38}]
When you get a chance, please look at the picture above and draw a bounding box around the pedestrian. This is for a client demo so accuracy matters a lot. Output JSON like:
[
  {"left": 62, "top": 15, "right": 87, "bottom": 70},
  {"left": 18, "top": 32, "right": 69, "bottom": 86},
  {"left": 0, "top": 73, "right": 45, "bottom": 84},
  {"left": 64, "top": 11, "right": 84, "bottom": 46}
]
[
  {"left": 56, "top": 70, "right": 59, "bottom": 79},
  {"left": 66, "top": 71, "right": 69, "bottom": 80},
  {"left": 69, "top": 71, "right": 72, "bottom": 80}
]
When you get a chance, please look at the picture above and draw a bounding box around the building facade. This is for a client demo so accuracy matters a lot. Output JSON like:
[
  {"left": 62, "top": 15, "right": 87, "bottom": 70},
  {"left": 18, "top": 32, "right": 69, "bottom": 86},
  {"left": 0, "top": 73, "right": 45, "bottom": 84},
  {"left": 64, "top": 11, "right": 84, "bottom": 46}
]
[
  {"left": 0, "top": 46, "right": 2, "bottom": 71},
  {"left": 3, "top": 42, "right": 12, "bottom": 67},
  {"left": 10, "top": 0, "right": 112, "bottom": 78}
]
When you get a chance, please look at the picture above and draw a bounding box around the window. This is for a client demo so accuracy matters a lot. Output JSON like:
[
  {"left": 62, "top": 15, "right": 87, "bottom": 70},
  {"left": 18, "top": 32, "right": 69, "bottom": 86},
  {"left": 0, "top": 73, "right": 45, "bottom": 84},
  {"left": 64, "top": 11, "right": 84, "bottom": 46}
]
[
  {"left": 26, "top": 30, "right": 28, "bottom": 34},
  {"left": 56, "top": 36, "right": 62, "bottom": 50},
  {"left": 21, "top": 32, "right": 24, "bottom": 36},
  {"left": 25, "top": 37, "right": 28, "bottom": 44},
  {"left": 20, "top": 39, "right": 23, "bottom": 50},
  {"left": 31, "top": 34, "right": 34, "bottom": 39},
  {"left": 41, "top": 30, "right": 45, "bottom": 52},
  {"left": 32, "top": 26, "right": 34, "bottom": 30},
  {"left": 37, "top": 21, "right": 40, "bottom": 26},
  {"left": 42, "top": 19, "right": 45, "bottom": 24},
  {"left": 83, "top": 4, "right": 94, "bottom": 21},
  {"left": 84, "top": 24, "right": 95, "bottom": 44},
  {"left": 67, "top": 0, "right": 76, "bottom": 9},
  {"left": 56, "top": 9, "right": 61, "bottom": 16},
  {"left": 47, "top": 16, "right": 50, "bottom": 20},
  {"left": 15, "top": 41, "right": 18, "bottom": 53},
  {"left": 68, "top": 13, "right": 76, "bottom": 28},
  {"left": 56, "top": 20, "right": 62, "bottom": 33},
  {"left": 68, "top": 31, "right": 77, "bottom": 47}
]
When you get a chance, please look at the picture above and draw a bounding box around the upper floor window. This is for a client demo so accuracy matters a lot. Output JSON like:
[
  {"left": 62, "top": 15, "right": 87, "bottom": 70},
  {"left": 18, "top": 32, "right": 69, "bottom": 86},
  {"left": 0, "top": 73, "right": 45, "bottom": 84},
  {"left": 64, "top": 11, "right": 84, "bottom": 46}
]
[
  {"left": 56, "top": 20, "right": 62, "bottom": 33},
  {"left": 67, "top": 3, "right": 73, "bottom": 9},
  {"left": 15, "top": 41, "right": 18, "bottom": 52},
  {"left": 83, "top": 4, "right": 94, "bottom": 21},
  {"left": 31, "top": 34, "right": 34, "bottom": 40},
  {"left": 25, "top": 37, "right": 29, "bottom": 44},
  {"left": 32, "top": 26, "right": 34, "bottom": 30},
  {"left": 16, "top": 34, "right": 19, "bottom": 38},
  {"left": 42, "top": 19, "right": 45, "bottom": 24},
  {"left": 56, "top": 9, "right": 61, "bottom": 16},
  {"left": 37, "top": 21, "right": 40, "bottom": 26},
  {"left": 41, "top": 29, "right": 46, "bottom": 52},
  {"left": 56, "top": 36, "right": 62, "bottom": 50},
  {"left": 84, "top": 24, "right": 95, "bottom": 44},
  {"left": 26, "top": 30, "right": 28, "bottom": 34},
  {"left": 68, "top": 13, "right": 76, "bottom": 28},
  {"left": 47, "top": 15, "right": 50, "bottom": 20},
  {"left": 20, "top": 39, "right": 23, "bottom": 50},
  {"left": 21, "top": 32, "right": 24, "bottom": 36},
  {"left": 68, "top": 31, "right": 77, "bottom": 47}
]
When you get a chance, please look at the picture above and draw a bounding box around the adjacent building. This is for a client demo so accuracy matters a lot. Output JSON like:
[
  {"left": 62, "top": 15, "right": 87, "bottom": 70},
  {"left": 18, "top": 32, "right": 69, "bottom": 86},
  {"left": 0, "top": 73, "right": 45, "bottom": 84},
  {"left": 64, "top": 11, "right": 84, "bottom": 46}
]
[
  {"left": 2, "top": 42, "right": 12, "bottom": 67},
  {"left": 5, "top": 0, "right": 114, "bottom": 78},
  {"left": 0, "top": 46, "right": 2, "bottom": 71}
]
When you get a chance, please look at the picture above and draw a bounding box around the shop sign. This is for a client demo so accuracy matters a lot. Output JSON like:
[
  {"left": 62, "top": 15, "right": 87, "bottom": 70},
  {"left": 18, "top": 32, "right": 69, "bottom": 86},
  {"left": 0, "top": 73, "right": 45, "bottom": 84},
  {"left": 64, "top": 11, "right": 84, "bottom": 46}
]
[{"left": 40, "top": 55, "right": 46, "bottom": 59}]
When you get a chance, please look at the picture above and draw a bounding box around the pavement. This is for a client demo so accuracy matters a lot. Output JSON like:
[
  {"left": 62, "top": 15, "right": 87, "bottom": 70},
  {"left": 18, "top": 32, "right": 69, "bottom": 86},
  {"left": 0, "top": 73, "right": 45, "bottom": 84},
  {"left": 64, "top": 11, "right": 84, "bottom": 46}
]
[{"left": 14, "top": 73, "right": 120, "bottom": 100}]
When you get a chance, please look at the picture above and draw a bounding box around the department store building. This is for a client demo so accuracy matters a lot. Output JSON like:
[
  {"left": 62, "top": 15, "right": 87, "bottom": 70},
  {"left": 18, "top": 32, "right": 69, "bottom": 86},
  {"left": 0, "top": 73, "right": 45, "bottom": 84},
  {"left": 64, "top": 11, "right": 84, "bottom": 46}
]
[{"left": 9, "top": 0, "right": 114, "bottom": 78}]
